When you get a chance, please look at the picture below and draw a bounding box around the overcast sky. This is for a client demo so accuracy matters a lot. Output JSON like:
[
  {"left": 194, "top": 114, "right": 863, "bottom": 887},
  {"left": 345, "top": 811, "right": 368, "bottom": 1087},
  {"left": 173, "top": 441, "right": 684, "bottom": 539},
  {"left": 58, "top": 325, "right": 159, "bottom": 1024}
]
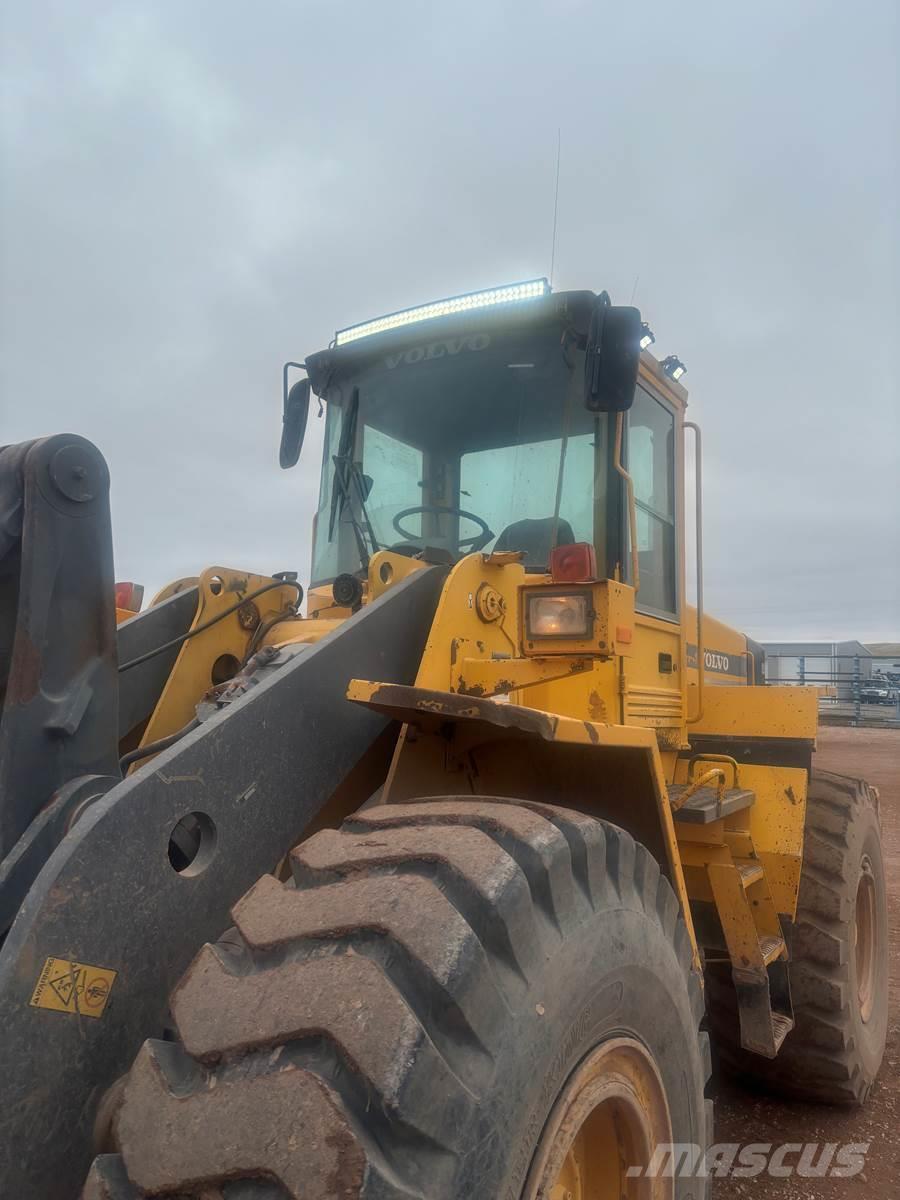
[{"left": 2, "top": 1, "right": 898, "bottom": 641}]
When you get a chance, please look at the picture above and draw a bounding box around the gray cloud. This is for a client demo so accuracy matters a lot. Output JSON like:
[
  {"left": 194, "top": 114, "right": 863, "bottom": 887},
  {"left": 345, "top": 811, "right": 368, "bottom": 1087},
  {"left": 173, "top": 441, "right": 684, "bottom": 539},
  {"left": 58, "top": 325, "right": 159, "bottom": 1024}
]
[{"left": 2, "top": 0, "right": 898, "bottom": 638}]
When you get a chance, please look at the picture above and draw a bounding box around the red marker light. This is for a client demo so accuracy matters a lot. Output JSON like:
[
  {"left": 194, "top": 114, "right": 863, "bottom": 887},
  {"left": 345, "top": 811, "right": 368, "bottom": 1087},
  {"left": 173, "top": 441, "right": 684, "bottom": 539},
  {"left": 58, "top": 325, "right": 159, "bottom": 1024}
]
[
  {"left": 115, "top": 582, "right": 144, "bottom": 612},
  {"left": 550, "top": 542, "right": 597, "bottom": 583}
]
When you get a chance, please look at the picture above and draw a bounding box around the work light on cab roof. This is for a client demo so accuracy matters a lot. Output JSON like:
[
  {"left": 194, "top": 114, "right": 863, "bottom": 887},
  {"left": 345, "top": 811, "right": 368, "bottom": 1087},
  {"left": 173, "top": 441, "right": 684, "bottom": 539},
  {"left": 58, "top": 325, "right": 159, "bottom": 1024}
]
[
  {"left": 334, "top": 278, "right": 551, "bottom": 345},
  {"left": 661, "top": 354, "right": 686, "bottom": 381}
]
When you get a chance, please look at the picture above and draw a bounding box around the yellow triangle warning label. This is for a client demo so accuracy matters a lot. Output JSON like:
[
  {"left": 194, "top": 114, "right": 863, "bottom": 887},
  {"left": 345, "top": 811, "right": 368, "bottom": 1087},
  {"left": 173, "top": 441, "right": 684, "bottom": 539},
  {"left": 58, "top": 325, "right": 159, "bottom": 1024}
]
[{"left": 30, "top": 956, "right": 117, "bottom": 1018}]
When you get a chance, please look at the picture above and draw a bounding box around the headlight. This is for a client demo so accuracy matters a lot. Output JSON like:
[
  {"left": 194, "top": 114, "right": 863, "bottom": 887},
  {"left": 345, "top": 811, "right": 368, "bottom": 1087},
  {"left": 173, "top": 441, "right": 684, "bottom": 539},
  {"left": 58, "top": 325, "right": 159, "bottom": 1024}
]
[{"left": 525, "top": 592, "right": 592, "bottom": 638}]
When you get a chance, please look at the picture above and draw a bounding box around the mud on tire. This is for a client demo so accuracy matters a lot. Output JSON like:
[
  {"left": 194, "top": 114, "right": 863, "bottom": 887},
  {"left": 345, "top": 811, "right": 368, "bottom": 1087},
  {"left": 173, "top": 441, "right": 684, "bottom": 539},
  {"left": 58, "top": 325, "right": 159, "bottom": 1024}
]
[
  {"left": 707, "top": 770, "right": 888, "bottom": 1104},
  {"left": 85, "top": 798, "right": 711, "bottom": 1199}
]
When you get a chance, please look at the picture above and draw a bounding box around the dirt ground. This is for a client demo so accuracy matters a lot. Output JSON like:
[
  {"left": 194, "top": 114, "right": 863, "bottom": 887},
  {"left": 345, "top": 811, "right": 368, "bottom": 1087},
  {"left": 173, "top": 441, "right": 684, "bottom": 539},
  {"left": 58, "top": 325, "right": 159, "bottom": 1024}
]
[{"left": 713, "top": 726, "right": 899, "bottom": 1197}]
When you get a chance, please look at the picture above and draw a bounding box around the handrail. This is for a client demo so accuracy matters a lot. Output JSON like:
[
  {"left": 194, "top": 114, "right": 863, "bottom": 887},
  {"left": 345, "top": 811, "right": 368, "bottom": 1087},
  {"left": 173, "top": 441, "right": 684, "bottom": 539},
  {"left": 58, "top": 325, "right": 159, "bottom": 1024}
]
[
  {"left": 671, "top": 753, "right": 741, "bottom": 815},
  {"left": 671, "top": 768, "right": 726, "bottom": 812},
  {"left": 687, "top": 752, "right": 740, "bottom": 789},
  {"left": 613, "top": 411, "right": 640, "bottom": 594},
  {"left": 685, "top": 421, "right": 704, "bottom": 724}
]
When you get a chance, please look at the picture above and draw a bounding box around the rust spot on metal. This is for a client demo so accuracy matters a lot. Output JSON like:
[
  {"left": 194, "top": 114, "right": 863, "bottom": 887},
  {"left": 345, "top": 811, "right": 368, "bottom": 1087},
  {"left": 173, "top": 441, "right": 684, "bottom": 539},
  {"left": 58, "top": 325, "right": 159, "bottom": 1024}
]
[
  {"left": 455, "top": 679, "right": 486, "bottom": 697},
  {"left": 237, "top": 601, "right": 260, "bottom": 631},
  {"left": 355, "top": 682, "right": 562, "bottom": 741},
  {"left": 7, "top": 633, "right": 42, "bottom": 703},
  {"left": 414, "top": 696, "right": 483, "bottom": 719},
  {"left": 482, "top": 549, "right": 525, "bottom": 565},
  {"left": 588, "top": 690, "right": 607, "bottom": 721}
]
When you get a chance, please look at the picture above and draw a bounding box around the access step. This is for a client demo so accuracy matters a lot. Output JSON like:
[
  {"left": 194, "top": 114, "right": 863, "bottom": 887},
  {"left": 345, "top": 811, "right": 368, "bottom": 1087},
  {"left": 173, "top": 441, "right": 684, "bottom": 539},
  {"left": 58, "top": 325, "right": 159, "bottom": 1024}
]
[
  {"left": 771, "top": 1011, "right": 794, "bottom": 1053},
  {"left": 760, "top": 934, "right": 787, "bottom": 965},
  {"left": 669, "top": 785, "right": 756, "bottom": 824},
  {"left": 732, "top": 961, "right": 795, "bottom": 1057},
  {"left": 736, "top": 859, "right": 765, "bottom": 887}
]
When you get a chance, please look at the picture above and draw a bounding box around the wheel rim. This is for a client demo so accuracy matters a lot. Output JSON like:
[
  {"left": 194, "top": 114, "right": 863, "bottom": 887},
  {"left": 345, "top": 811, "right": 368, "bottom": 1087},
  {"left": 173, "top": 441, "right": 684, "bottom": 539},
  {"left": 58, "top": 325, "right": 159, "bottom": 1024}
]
[
  {"left": 855, "top": 858, "right": 877, "bottom": 1024},
  {"left": 523, "top": 1037, "right": 674, "bottom": 1200}
]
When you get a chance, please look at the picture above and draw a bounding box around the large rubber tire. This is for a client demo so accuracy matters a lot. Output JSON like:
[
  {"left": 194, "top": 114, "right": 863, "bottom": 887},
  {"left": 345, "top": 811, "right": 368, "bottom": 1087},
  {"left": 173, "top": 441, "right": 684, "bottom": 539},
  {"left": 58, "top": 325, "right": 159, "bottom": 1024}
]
[
  {"left": 707, "top": 770, "right": 888, "bottom": 1104},
  {"left": 84, "top": 798, "right": 711, "bottom": 1199}
]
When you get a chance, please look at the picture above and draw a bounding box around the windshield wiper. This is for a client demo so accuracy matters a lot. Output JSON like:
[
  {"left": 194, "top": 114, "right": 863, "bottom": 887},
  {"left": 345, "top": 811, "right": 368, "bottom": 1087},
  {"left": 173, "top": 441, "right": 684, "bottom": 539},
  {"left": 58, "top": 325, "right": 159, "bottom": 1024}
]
[
  {"left": 327, "top": 388, "right": 379, "bottom": 569},
  {"left": 550, "top": 351, "right": 577, "bottom": 554}
]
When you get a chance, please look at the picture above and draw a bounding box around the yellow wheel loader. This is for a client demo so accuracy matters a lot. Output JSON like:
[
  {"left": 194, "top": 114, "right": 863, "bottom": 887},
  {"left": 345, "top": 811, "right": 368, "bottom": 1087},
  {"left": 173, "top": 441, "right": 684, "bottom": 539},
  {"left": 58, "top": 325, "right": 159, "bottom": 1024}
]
[{"left": 0, "top": 281, "right": 887, "bottom": 1199}]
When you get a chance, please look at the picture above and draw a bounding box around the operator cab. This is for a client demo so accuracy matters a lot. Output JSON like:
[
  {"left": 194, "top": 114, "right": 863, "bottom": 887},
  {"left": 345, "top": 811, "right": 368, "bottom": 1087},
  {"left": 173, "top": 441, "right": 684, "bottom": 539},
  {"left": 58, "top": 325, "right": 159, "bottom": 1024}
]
[
  {"left": 291, "top": 281, "right": 680, "bottom": 619},
  {"left": 309, "top": 312, "right": 596, "bottom": 579}
]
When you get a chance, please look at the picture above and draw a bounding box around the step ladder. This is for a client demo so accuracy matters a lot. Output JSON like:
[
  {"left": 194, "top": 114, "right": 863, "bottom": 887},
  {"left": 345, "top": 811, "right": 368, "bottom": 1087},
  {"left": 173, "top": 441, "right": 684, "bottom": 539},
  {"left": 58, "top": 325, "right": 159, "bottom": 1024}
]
[{"left": 671, "top": 782, "right": 794, "bottom": 1058}]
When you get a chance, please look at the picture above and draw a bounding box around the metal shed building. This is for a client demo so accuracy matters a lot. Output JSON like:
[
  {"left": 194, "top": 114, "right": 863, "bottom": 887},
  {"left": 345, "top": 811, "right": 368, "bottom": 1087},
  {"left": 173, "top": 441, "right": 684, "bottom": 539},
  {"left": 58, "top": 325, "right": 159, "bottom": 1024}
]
[{"left": 761, "top": 640, "right": 873, "bottom": 698}]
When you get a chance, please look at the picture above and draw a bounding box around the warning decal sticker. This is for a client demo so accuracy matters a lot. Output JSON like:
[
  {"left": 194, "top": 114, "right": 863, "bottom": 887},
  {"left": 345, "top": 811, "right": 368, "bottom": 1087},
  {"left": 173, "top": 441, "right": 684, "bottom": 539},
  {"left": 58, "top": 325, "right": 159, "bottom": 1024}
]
[{"left": 30, "top": 956, "right": 117, "bottom": 1019}]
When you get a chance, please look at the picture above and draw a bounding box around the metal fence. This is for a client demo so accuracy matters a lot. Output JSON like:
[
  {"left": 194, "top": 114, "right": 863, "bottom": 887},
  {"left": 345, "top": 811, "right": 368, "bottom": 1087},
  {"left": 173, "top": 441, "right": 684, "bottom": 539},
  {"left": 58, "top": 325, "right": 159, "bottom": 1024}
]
[{"left": 765, "top": 655, "right": 900, "bottom": 727}]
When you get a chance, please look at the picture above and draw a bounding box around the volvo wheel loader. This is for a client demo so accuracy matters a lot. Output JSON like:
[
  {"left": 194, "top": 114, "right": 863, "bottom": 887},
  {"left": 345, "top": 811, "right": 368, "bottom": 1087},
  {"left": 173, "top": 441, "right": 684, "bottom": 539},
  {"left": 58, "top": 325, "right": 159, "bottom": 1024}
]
[{"left": 0, "top": 280, "right": 887, "bottom": 1200}]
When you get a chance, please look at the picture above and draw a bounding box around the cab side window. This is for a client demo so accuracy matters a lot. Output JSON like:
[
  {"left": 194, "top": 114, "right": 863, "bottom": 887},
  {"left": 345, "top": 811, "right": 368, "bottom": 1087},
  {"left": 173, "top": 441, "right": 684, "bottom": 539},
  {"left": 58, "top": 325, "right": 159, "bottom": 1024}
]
[{"left": 626, "top": 388, "right": 676, "bottom": 615}]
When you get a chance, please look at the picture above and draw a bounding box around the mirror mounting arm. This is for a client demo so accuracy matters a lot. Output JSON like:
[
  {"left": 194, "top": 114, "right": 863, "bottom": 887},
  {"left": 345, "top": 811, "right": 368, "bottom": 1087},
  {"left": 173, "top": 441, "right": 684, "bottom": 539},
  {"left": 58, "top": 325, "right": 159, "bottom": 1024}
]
[{"left": 283, "top": 361, "right": 305, "bottom": 403}]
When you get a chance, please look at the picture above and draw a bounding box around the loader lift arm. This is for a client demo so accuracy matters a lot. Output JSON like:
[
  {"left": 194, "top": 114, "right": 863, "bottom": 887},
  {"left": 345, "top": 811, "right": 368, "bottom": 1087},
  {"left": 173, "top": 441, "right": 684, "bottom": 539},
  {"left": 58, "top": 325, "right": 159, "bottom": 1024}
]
[
  {"left": 0, "top": 435, "right": 119, "bottom": 866},
  {"left": 0, "top": 438, "right": 448, "bottom": 1200},
  {"left": 0, "top": 437, "right": 202, "bottom": 935}
]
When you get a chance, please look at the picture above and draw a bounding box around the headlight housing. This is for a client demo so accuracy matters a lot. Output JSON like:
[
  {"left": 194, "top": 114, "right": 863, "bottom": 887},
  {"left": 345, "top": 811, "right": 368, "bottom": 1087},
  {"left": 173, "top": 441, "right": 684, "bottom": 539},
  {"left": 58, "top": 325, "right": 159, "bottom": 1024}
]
[{"left": 525, "top": 591, "right": 592, "bottom": 639}]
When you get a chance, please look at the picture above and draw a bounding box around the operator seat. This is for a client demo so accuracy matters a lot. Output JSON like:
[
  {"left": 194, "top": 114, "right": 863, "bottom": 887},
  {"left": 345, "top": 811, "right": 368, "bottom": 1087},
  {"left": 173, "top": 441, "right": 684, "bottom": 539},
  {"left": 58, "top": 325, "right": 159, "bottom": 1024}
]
[{"left": 493, "top": 517, "right": 575, "bottom": 570}]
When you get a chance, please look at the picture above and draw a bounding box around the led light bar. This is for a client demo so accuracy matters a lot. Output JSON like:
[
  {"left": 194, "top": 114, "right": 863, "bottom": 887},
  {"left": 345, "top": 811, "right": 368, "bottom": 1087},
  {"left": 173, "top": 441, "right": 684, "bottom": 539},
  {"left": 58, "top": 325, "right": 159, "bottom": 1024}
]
[{"left": 334, "top": 278, "right": 550, "bottom": 346}]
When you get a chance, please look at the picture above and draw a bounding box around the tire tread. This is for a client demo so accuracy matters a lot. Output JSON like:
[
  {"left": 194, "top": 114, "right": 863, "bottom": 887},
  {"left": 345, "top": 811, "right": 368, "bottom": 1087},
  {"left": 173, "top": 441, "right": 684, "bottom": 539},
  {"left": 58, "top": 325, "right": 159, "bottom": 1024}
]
[
  {"left": 91, "top": 799, "right": 709, "bottom": 1198},
  {"left": 708, "top": 769, "right": 884, "bottom": 1104}
]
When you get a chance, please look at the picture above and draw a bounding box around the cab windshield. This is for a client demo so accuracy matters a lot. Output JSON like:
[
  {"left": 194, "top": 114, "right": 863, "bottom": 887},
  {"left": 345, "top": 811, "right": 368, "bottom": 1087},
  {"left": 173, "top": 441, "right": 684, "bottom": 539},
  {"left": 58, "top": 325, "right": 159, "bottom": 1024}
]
[{"left": 310, "top": 325, "right": 611, "bottom": 584}]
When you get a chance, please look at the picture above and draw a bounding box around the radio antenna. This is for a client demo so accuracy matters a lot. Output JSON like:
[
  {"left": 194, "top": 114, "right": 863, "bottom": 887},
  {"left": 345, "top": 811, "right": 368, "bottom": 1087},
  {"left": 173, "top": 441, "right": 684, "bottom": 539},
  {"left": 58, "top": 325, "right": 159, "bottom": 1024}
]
[{"left": 549, "top": 128, "right": 561, "bottom": 289}]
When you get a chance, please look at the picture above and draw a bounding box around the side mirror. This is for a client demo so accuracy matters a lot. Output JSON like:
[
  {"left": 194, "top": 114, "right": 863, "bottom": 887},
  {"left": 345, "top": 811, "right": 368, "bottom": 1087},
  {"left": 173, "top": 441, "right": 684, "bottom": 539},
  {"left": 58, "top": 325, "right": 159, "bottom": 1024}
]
[
  {"left": 584, "top": 298, "right": 642, "bottom": 412},
  {"left": 279, "top": 372, "right": 311, "bottom": 469}
]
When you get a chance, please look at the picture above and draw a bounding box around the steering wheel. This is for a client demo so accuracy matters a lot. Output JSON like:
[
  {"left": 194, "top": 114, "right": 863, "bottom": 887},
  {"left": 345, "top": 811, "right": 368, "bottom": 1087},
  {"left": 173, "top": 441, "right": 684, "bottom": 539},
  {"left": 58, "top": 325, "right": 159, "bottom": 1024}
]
[{"left": 392, "top": 505, "right": 494, "bottom": 553}]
